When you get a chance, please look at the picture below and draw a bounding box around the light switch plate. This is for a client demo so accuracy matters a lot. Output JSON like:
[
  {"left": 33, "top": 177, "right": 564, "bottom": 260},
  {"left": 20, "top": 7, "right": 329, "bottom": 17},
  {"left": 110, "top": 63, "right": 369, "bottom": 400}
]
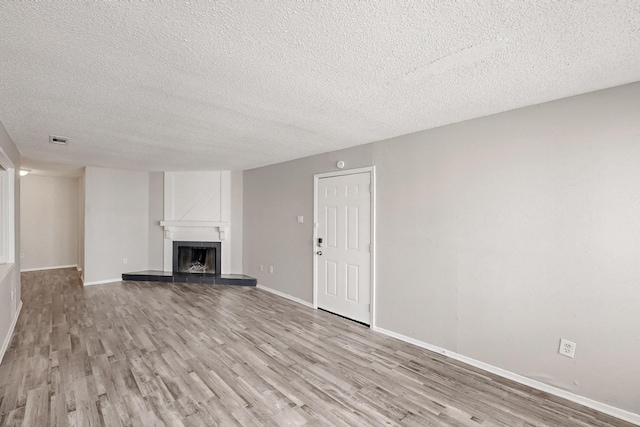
[{"left": 297, "top": 216, "right": 304, "bottom": 223}]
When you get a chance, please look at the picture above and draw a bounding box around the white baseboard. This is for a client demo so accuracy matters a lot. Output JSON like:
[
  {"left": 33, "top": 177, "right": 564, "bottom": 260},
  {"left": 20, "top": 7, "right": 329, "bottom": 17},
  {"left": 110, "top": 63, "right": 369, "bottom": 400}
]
[
  {"left": 372, "top": 326, "right": 640, "bottom": 426},
  {"left": 256, "top": 284, "right": 314, "bottom": 309},
  {"left": 237, "top": 284, "right": 640, "bottom": 424},
  {"left": 0, "top": 300, "right": 22, "bottom": 365},
  {"left": 20, "top": 264, "right": 78, "bottom": 273},
  {"left": 83, "top": 278, "right": 122, "bottom": 286}
]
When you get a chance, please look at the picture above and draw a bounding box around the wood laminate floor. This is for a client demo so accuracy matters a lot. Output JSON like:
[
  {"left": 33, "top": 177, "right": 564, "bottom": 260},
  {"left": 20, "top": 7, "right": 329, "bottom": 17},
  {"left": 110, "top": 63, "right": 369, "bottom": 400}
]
[{"left": 0, "top": 268, "right": 634, "bottom": 427}]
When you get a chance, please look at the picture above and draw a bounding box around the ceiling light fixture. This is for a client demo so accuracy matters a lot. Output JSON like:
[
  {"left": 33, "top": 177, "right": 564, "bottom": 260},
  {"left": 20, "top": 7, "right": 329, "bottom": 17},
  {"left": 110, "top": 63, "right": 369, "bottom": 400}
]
[{"left": 19, "top": 169, "right": 31, "bottom": 176}]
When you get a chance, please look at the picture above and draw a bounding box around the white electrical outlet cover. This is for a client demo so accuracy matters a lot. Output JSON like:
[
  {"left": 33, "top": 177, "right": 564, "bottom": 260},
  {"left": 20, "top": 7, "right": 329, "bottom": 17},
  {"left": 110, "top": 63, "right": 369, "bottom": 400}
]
[{"left": 559, "top": 339, "right": 576, "bottom": 358}]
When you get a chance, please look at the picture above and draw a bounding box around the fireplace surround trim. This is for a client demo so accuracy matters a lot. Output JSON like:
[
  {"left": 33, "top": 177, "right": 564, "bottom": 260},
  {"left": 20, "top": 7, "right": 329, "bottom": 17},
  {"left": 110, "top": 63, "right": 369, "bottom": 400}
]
[{"left": 172, "top": 240, "right": 222, "bottom": 275}]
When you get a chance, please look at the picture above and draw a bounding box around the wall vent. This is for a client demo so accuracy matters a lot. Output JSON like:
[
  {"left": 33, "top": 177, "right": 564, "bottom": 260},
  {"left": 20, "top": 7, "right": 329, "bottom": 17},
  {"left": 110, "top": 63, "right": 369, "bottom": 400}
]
[{"left": 49, "top": 135, "right": 68, "bottom": 145}]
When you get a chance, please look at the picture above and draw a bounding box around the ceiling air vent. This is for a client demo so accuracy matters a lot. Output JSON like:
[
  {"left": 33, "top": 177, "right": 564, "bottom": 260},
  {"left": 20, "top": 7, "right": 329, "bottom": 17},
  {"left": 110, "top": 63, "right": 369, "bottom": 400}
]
[{"left": 49, "top": 135, "right": 68, "bottom": 145}]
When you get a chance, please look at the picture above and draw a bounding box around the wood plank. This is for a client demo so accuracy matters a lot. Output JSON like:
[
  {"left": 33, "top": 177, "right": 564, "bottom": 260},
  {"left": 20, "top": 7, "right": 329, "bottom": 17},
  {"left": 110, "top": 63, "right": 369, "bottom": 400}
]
[{"left": 0, "top": 267, "right": 634, "bottom": 427}]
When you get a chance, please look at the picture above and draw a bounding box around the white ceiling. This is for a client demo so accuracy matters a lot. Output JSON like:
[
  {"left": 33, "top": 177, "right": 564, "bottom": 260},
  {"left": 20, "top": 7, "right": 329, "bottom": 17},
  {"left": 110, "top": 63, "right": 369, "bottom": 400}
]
[{"left": 1, "top": 2, "right": 639, "bottom": 172}]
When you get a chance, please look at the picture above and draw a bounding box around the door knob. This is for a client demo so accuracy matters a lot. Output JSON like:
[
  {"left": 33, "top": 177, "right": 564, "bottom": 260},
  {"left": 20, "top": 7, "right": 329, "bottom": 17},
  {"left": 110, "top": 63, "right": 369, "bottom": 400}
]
[{"left": 316, "top": 251, "right": 323, "bottom": 255}]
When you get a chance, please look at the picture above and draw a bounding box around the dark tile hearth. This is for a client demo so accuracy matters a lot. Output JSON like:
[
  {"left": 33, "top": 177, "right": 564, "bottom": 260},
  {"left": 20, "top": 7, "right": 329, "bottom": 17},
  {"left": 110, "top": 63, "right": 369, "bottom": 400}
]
[{"left": 122, "top": 270, "right": 257, "bottom": 286}]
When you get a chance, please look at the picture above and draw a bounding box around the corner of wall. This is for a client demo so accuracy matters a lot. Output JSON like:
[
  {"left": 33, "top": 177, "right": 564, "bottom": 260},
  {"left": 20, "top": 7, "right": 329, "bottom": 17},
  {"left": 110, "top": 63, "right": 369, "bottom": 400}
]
[{"left": 230, "top": 170, "right": 243, "bottom": 274}]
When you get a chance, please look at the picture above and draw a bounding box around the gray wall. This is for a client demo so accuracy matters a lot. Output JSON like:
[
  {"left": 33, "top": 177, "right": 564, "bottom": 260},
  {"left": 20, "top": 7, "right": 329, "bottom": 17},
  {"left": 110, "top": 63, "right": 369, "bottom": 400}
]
[
  {"left": 243, "top": 83, "right": 640, "bottom": 413},
  {"left": 84, "top": 167, "right": 149, "bottom": 284},
  {"left": 20, "top": 175, "right": 79, "bottom": 271},
  {"left": 148, "top": 172, "right": 164, "bottom": 270},
  {"left": 245, "top": 144, "right": 375, "bottom": 299},
  {"left": 0, "top": 120, "right": 20, "bottom": 359}
]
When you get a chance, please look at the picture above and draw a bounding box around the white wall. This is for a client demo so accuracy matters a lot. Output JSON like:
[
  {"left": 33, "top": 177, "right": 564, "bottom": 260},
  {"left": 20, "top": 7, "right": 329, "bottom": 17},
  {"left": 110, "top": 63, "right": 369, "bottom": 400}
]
[
  {"left": 0, "top": 120, "right": 20, "bottom": 362},
  {"left": 148, "top": 172, "right": 164, "bottom": 270},
  {"left": 230, "top": 170, "right": 243, "bottom": 274},
  {"left": 84, "top": 167, "right": 149, "bottom": 284},
  {"left": 20, "top": 175, "right": 79, "bottom": 271},
  {"left": 243, "top": 83, "right": 640, "bottom": 415}
]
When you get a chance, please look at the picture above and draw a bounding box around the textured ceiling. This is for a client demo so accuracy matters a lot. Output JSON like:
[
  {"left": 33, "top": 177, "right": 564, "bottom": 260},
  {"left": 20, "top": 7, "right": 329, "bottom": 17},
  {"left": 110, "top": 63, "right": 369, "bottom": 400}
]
[{"left": 1, "top": 2, "right": 639, "bottom": 172}]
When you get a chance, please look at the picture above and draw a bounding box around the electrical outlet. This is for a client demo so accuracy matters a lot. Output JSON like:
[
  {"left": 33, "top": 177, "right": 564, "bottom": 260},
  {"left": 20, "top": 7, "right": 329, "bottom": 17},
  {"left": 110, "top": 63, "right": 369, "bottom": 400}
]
[
  {"left": 269, "top": 266, "right": 274, "bottom": 274},
  {"left": 11, "top": 289, "right": 15, "bottom": 301},
  {"left": 20, "top": 253, "right": 25, "bottom": 259},
  {"left": 259, "top": 264, "right": 264, "bottom": 272},
  {"left": 123, "top": 258, "right": 128, "bottom": 265},
  {"left": 297, "top": 215, "right": 304, "bottom": 223},
  {"left": 559, "top": 338, "right": 576, "bottom": 358}
]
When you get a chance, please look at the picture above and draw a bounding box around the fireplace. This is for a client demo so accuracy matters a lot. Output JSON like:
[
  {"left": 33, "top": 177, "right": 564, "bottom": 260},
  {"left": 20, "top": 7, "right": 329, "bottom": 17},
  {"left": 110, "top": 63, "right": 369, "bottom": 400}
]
[{"left": 172, "top": 241, "right": 221, "bottom": 275}]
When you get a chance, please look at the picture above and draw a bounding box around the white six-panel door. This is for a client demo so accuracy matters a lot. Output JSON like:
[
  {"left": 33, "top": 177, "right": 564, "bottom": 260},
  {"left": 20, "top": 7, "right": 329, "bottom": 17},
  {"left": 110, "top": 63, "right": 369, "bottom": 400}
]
[{"left": 316, "top": 172, "right": 371, "bottom": 324}]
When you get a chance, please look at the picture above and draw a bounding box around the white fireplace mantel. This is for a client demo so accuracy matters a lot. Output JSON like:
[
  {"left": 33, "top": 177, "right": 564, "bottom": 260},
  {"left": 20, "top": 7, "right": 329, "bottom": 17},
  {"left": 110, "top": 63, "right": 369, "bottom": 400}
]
[
  {"left": 160, "top": 221, "right": 229, "bottom": 228},
  {"left": 160, "top": 221, "right": 229, "bottom": 240}
]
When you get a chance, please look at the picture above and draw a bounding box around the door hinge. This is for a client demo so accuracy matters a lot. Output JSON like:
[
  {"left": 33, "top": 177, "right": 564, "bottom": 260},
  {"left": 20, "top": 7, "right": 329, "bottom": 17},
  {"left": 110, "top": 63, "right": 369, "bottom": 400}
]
[
  {"left": 369, "top": 244, "right": 372, "bottom": 252},
  {"left": 367, "top": 303, "right": 371, "bottom": 312}
]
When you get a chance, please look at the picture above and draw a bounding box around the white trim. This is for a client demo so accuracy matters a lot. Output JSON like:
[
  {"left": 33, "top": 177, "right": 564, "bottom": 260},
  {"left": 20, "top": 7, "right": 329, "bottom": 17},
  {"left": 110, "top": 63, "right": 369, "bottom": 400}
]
[
  {"left": 313, "top": 166, "right": 376, "bottom": 327},
  {"left": 257, "top": 284, "right": 314, "bottom": 309},
  {"left": 159, "top": 221, "right": 229, "bottom": 228},
  {"left": 0, "top": 147, "right": 16, "bottom": 266},
  {"left": 84, "top": 278, "right": 122, "bottom": 286},
  {"left": 20, "top": 264, "right": 78, "bottom": 272},
  {"left": 372, "top": 326, "right": 640, "bottom": 426},
  {"left": 370, "top": 167, "right": 377, "bottom": 328},
  {"left": 0, "top": 300, "right": 22, "bottom": 365},
  {"left": 314, "top": 166, "right": 377, "bottom": 180}
]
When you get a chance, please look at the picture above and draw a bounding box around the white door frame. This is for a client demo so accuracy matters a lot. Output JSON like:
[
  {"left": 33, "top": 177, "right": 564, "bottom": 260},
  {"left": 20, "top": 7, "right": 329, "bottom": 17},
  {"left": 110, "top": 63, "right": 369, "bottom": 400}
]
[{"left": 313, "top": 166, "right": 376, "bottom": 328}]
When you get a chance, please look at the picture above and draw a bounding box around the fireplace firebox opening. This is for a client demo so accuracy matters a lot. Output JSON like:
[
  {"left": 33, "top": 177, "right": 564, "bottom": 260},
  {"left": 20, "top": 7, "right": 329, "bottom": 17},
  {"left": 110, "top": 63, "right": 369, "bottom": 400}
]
[{"left": 173, "top": 241, "right": 221, "bottom": 275}]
